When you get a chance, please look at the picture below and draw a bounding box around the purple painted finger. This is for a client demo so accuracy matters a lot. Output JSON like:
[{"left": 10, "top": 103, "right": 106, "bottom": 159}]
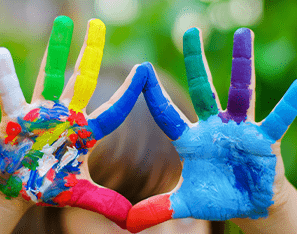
[{"left": 226, "top": 28, "right": 253, "bottom": 123}]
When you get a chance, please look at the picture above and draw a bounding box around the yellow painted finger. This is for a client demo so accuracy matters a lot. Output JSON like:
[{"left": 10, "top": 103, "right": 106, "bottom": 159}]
[{"left": 68, "top": 19, "right": 106, "bottom": 113}]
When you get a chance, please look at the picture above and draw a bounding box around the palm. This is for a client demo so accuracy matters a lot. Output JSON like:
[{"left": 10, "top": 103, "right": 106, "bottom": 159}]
[
  {"left": 127, "top": 27, "right": 296, "bottom": 233},
  {"left": 171, "top": 115, "right": 276, "bottom": 220}
]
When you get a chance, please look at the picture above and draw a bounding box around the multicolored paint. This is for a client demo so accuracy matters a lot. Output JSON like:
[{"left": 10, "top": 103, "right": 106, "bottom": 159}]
[
  {"left": 0, "top": 101, "right": 94, "bottom": 204},
  {"left": 127, "top": 28, "right": 297, "bottom": 233},
  {"left": 0, "top": 16, "right": 135, "bottom": 229}
]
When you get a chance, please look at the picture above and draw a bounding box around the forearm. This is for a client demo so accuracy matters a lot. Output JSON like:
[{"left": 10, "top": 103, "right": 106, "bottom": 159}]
[
  {"left": 232, "top": 178, "right": 297, "bottom": 234},
  {"left": 0, "top": 195, "right": 32, "bottom": 234}
]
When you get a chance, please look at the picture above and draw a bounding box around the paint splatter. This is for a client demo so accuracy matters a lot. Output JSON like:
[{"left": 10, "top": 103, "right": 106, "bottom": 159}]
[{"left": 0, "top": 101, "right": 97, "bottom": 206}]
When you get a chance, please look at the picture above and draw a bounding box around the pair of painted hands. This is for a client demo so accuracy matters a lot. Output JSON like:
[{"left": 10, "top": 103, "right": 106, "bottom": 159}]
[{"left": 0, "top": 16, "right": 296, "bottom": 233}]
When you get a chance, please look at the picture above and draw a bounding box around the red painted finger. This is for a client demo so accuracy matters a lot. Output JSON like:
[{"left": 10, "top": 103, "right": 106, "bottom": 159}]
[
  {"left": 66, "top": 179, "right": 132, "bottom": 229},
  {"left": 126, "top": 194, "right": 173, "bottom": 233}
]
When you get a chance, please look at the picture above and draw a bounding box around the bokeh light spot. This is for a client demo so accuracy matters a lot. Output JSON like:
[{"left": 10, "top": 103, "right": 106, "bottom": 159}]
[
  {"left": 172, "top": 8, "right": 211, "bottom": 53},
  {"left": 256, "top": 37, "right": 295, "bottom": 77},
  {"left": 94, "top": 0, "right": 139, "bottom": 25},
  {"left": 230, "top": 0, "right": 263, "bottom": 26}
]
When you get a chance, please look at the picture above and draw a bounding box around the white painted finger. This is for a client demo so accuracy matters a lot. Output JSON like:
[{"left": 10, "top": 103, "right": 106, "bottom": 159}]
[{"left": 0, "top": 48, "right": 27, "bottom": 118}]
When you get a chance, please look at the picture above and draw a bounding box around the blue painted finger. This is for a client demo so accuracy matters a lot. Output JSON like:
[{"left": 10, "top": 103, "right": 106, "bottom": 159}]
[
  {"left": 183, "top": 28, "right": 218, "bottom": 121},
  {"left": 227, "top": 28, "right": 253, "bottom": 123},
  {"left": 142, "top": 62, "right": 188, "bottom": 141},
  {"left": 260, "top": 80, "right": 297, "bottom": 141},
  {"left": 87, "top": 65, "right": 148, "bottom": 140}
]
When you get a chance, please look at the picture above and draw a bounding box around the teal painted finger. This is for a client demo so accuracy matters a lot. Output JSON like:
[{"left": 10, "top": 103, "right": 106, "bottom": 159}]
[
  {"left": 183, "top": 28, "right": 218, "bottom": 121},
  {"left": 42, "top": 16, "right": 74, "bottom": 101}
]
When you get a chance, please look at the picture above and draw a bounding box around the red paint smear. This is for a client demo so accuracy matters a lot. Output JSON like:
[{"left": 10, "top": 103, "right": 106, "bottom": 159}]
[
  {"left": 67, "top": 179, "right": 132, "bottom": 229},
  {"left": 69, "top": 133, "right": 78, "bottom": 144},
  {"left": 86, "top": 139, "right": 97, "bottom": 148},
  {"left": 20, "top": 189, "right": 31, "bottom": 201},
  {"left": 53, "top": 190, "right": 73, "bottom": 207},
  {"left": 77, "top": 129, "right": 92, "bottom": 138},
  {"left": 23, "top": 108, "right": 39, "bottom": 121},
  {"left": 67, "top": 110, "right": 76, "bottom": 126},
  {"left": 68, "top": 110, "right": 88, "bottom": 126},
  {"left": 36, "top": 202, "right": 54, "bottom": 207},
  {"left": 46, "top": 168, "right": 56, "bottom": 182},
  {"left": 5, "top": 122, "right": 22, "bottom": 144},
  {"left": 126, "top": 194, "right": 173, "bottom": 233},
  {"left": 37, "top": 192, "right": 42, "bottom": 199},
  {"left": 75, "top": 112, "right": 87, "bottom": 126},
  {"left": 64, "top": 173, "right": 78, "bottom": 187}
]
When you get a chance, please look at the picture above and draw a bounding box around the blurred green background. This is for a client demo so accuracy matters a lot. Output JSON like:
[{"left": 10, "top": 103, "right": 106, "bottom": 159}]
[{"left": 1, "top": 0, "right": 297, "bottom": 233}]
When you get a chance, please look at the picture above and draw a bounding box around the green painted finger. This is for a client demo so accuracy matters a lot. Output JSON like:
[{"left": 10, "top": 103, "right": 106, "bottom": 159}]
[
  {"left": 42, "top": 15, "right": 74, "bottom": 101},
  {"left": 183, "top": 28, "right": 218, "bottom": 121}
]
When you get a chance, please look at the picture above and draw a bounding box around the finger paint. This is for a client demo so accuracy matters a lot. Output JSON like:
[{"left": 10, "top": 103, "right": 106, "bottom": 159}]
[
  {"left": 183, "top": 28, "right": 218, "bottom": 120},
  {"left": 0, "top": 48, "right": 26, "bottom": 117},
  {"left": 68, "top": 19, "right": 106, "bottom": 112},
  {"left": 170, "top": 116, "right": 276, "bottom": 220},
  {"left": 42, "top": 16, "right": 74, "bottom": 101},
  {"left": 127, "top": 194, "right": 173, "bottom": 233},
  {"left": 88, "top": 65, "right": 147, "bottom": 139},
  {"left": 142, "top": 62, "right": 188, "bottom": 140},
  {"left": 226, "top": 28, "right": 252, "bottom": 123},
  {"left": 67, "top": 179, "right": 132, "bottom": 229},
  {"left": 260, "top": 79, "right": 297, "bottom": 141}
]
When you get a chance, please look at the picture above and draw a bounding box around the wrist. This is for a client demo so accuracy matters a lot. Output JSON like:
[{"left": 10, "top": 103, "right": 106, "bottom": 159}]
[
  {"left": 0, "top": 193, "right": 33, "bottom": 234},
  {"left": 232, "top": 178, "right": 297, "bottom": 234}
]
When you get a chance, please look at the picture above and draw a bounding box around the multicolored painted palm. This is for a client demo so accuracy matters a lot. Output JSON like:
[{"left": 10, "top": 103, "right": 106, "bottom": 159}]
[
  {"left": 126, "top": 28, "right": 297, "bottom": 232},
  {"left": 0, "top": 16, "right": 146, "bottom": 229}
]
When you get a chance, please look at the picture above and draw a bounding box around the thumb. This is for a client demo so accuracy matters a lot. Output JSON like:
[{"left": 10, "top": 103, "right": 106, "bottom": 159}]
[
  {"left": 127, "top": 194, "right": 174, "bottom": 233},
  {"left": 58, "top": 179, "right": 132, "bottom": 229}
]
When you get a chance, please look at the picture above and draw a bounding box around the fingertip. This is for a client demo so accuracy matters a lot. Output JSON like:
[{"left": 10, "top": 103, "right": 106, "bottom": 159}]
[
  {"left": 0, "top": 48, "right": 16, "bottom": 76},
  {"left": 127, "top": 194, "right": 173, "bottom": 233},
  {"left": 283, "top": 79, "right": 297, "bottom": 110},
  {"left": 88, "top": 18, "right": 106, "bottom": 32},
  {"left": 141, "top": 61, "right": 153, "bottom": 69},
  {"left": 54, "top": 15, "right": 74, "bottom": 29},
  {"left": 0, "top": 47, "right": 11, "bottom": 57},
  {"left": 135, "top": 64, "right": 148, "bottom": 77},
  {"left": 183, "top": 27, "right": 200, "bottom": 39},
  {"left": 183, "top": 27, "right": 202, "bottom": 57},
  {"left": 233, "top": 27, "right": 252, "bottom": 59}
]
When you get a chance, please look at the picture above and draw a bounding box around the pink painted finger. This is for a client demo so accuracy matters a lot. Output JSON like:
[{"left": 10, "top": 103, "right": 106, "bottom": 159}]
[
  {"left": 66, "top": 179, "right": 132, "bottom": 229},
  {"left": 127, "top": 194, "right": 173, "bottom": 233}
]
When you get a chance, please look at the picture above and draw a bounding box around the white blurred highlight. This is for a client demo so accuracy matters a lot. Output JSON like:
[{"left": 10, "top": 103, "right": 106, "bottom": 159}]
[
  {"left": 209, "top": 2, "right": 236, "bottom": 31},
  {"left": 172, "top": 9, "right": 211, "bottom": 53},
  {"left": 257, "top": 37, "right": 295, "bottom": 77},
  {"left": 94, "top": 0, "right": 139, "bottom": 25},
  {"left": 230, "top": 0, "right": 263, "bottom": 26}
]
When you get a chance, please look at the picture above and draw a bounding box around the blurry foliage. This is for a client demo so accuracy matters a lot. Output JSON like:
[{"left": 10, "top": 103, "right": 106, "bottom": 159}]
[{"left": 1, "top": 0, "right": 297, "bottom": 233}]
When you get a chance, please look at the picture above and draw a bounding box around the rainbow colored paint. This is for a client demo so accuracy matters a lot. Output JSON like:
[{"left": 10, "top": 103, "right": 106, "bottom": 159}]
[{"left": 0, "top": 102, "right": 96, "bottom": 205}]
